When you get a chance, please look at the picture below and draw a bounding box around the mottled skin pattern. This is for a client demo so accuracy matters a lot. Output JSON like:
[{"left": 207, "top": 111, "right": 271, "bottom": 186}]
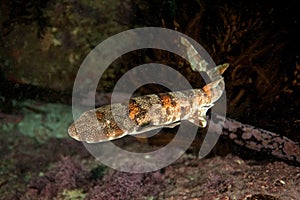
[
  {"left": 69, "top": 37, "right": 300, "bottom": 164},
  {"left": 69, "top": 77, "right": 224, "bottom": 143},
  {"left": 210, "top": 114, "right": 300, "bottom": 163}
]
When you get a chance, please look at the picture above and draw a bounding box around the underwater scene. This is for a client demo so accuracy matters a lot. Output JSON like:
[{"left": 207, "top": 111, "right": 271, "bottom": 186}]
[{"left": 0, "top": 0, "right": 299, "bottom": 199}]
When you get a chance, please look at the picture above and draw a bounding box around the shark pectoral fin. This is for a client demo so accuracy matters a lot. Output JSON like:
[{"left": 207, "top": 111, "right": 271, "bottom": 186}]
[
  {"left": 188, "top": 116, "right": 208, "bottom": 128},
  {"left": 188, "top": 104, "right": 214, "bottom": 128}
]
